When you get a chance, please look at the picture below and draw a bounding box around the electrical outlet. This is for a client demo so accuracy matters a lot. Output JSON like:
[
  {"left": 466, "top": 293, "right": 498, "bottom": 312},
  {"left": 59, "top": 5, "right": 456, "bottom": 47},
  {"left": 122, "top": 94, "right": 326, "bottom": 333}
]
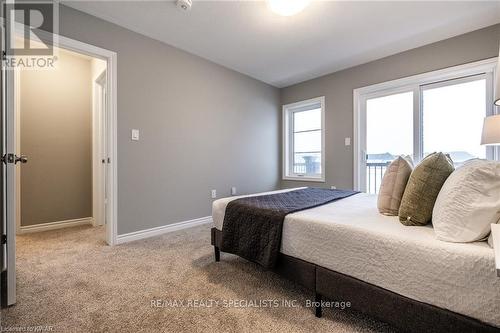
[
  {"left": 211, "top": 189, "right": 217, "bottom": 199},
  {"left": 231, "top": 187, "right": 237, "bottom": 195},
  {"left": 344, "top": 137, "right": 351, "bottom": 146}
]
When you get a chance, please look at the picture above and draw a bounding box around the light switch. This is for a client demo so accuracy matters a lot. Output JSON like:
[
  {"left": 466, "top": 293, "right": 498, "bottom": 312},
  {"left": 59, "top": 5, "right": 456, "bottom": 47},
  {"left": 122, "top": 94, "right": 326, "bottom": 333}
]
[
  {"left": 131, "top": 129, "right": 140, "bottom": 141},
  {"left": 344, "top": 137, "right": 351, "bottom": 146}
]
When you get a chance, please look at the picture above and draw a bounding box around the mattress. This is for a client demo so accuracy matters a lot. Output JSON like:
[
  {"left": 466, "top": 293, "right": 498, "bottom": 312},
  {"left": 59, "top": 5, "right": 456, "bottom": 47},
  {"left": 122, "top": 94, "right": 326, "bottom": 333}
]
[{"left": 212, "top": 188, "right": 500, "bottom": 328}]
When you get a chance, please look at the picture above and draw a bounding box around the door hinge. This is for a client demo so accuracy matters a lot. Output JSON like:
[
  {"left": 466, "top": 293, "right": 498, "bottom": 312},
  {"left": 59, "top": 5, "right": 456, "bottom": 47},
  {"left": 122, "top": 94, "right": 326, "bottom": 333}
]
[{"left": 1, "top": 234, "right": 6, "bottom": 245}]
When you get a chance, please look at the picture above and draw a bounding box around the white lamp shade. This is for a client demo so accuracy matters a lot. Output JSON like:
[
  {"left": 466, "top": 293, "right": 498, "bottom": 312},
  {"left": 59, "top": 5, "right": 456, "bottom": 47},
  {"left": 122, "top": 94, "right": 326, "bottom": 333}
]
[
  {"left": 496, "top": 45, "right": 500, "bottom": 106},
  {"left": 481, "top": 115, "right": 500, "bottom": 145}
]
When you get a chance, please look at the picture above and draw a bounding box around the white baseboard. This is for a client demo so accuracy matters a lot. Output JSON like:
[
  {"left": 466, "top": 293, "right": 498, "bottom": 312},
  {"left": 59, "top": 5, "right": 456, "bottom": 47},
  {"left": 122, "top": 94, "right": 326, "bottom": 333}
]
[
  {"left": 19, "top": 217, "right": 93, "bottom": 234},
  {"left": 116, "top": 216, "right": 212, "bottom": 244}
]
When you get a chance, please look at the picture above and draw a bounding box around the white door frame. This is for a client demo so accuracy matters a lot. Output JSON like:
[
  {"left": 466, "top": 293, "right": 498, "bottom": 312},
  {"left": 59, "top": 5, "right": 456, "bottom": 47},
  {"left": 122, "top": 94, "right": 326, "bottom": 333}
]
[
  {"left": 353, "top": 58, "right": 498, "bottom": 191},
  {"left": 4, "top": 30, "right": 118, "bottom": 306}
]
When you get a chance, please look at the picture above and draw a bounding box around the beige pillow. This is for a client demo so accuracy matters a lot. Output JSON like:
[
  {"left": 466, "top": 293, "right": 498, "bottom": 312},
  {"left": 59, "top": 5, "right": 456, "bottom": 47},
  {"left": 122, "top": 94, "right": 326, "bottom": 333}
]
[
  {"left": 377, "top": 156, "right": 413, "bottom": 216},
  {"left": 398, "top": 152, "right": 454, "bottom": 226}
]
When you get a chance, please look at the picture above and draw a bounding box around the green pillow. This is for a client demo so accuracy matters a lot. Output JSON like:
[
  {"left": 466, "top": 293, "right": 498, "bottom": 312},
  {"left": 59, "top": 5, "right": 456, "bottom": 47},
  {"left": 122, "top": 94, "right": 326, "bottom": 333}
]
[{"left": 398, "top": 152, "right": 454, "bottom": 226}]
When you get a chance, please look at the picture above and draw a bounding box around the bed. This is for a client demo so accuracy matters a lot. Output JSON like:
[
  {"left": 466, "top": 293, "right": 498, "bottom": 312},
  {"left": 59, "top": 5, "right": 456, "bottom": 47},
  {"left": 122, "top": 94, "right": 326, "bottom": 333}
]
[{"left": 211, "top": 188, "right": 500, "bottom": 332}]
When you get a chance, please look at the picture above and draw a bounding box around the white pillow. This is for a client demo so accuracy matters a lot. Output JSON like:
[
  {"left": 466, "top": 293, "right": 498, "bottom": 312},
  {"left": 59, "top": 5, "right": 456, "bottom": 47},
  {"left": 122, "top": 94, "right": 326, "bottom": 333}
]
[{"left": 433, "top": 159, "right": 500, "bottom": 243}]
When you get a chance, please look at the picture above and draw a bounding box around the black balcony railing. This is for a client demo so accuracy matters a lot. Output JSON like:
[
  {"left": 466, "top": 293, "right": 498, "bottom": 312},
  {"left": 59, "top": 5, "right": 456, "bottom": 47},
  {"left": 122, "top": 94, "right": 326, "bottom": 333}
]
[
  {"left": 366, "top": 161, "right": 390, "bottom": 194},
  {"left": 293, "top": 160, "right": 321, "bottom": 175}
]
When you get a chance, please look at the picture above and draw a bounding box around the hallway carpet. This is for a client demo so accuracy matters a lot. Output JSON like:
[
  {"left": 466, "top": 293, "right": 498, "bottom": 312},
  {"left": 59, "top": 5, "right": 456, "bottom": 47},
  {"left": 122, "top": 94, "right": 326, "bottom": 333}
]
[{"left": 1, "top": 224, "right": 394, "bottom": 332}]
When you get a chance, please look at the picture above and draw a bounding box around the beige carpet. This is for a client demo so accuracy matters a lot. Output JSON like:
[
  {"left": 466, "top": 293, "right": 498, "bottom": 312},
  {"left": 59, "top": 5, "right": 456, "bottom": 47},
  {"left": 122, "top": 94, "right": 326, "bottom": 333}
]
[{"left": 1, "top": 224, "right": 395, "bottom": 333}]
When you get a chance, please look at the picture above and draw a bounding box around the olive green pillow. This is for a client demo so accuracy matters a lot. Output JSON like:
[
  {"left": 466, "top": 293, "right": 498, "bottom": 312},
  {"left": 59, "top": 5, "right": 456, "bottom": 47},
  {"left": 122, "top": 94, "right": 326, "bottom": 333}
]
[{"left": 398, "top": 152, "right": 454, "bottom": 226}]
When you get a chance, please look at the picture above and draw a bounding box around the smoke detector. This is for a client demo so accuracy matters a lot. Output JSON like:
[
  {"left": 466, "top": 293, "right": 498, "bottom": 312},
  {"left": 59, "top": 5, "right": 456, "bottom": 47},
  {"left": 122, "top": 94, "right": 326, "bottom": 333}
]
[{"left": 177, "top": 0, "right": 192, "bottom": 11}]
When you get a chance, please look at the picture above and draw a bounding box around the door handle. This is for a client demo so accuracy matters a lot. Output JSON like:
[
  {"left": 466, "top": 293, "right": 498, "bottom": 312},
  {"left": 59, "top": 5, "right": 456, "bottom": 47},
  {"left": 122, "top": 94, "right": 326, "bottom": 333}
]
[
  {"left": 1, "top": 153, "right": 27, "bottom": 164},
  {"left": 14, "top": 155, "right": 27, "bottom": 164}
]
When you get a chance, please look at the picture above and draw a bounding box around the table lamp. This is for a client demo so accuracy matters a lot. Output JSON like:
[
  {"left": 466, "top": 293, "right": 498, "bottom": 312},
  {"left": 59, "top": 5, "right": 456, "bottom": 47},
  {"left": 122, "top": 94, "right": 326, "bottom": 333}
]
[{"left": 481, "top": 48, "right": 500, "bottom": 145}]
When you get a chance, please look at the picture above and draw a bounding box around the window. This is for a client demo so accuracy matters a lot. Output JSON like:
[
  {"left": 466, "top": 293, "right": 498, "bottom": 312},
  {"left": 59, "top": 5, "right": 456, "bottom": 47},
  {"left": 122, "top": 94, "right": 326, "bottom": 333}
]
[
  {"left": 283, "top": 97, "right": 325, "bottom": 182},
  {"left": 355, "top": 59, "right": 496, "bottom": 193},
  {"left": 422, "top": 76, "right": 487, "bottom": 165}
]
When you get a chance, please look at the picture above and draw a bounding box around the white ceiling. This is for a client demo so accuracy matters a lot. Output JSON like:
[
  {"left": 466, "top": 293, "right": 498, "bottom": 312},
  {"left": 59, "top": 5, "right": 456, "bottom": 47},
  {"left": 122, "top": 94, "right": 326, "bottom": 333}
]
[{"left": 64, "top": 1, "right": 500, "bottom": 88}]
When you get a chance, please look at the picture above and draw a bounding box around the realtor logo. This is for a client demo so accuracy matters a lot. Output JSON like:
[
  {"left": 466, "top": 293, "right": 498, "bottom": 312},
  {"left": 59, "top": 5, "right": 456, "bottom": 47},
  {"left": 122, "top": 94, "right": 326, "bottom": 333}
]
[{"left": 2, "top": 1, "right": 59, "bottom": 68}]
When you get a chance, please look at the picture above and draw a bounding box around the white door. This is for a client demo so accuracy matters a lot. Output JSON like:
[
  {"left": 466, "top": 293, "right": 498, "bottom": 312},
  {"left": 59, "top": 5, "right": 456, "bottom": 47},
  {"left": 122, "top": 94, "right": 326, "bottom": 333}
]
[
  {"left": 95, "top": 72, "right": 111, "bottom": 244},
  {"left": 101, "top": 80, "right": 109, "bottom": 228},
  {"left": 1, "top": 44, "right": 20, "bottom": 307},
  {"left": 0, "top": 42, "right": 9, "bottom": 307}
]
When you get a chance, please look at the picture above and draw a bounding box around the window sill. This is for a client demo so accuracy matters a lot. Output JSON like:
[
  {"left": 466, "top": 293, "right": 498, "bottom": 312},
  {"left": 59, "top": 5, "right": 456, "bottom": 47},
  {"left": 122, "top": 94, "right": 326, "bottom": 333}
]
[{"left": 282, "top": 176, "right": 326, "bottom": 183}]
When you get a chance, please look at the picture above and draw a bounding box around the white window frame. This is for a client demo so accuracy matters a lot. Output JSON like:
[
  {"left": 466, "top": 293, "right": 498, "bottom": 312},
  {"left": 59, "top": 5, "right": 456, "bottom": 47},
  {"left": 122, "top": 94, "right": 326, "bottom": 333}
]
[
  {"left": 283, "top": 96, "right": 325, "bottom": 182},
  {"left": 353, "top": 58, "right": 498, "bottom": 191}
]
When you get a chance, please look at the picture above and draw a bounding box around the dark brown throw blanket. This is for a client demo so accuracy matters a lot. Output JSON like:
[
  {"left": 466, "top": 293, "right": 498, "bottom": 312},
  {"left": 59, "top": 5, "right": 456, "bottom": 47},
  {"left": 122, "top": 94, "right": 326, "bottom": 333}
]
[{"left": 220, "top": 188, "right": 359, "bottom": 268}]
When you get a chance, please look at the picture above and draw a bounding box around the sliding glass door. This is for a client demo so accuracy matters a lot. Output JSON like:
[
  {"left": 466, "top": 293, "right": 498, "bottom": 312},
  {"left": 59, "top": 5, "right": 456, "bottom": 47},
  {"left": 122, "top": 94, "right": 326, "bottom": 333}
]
[{"left": 356, "top": 60, "right": 496, "bottom": 194}]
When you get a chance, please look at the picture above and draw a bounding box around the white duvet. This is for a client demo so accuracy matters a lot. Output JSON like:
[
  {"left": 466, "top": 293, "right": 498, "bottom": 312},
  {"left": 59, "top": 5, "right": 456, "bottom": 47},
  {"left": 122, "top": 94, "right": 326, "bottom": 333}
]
[{"left": 212, "top": 188, "right": 500, "bottom": 328}]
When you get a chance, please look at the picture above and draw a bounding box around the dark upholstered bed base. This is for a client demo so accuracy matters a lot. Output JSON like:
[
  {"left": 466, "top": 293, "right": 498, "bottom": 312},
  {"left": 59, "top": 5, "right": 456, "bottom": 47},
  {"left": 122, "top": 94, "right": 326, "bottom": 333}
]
[{"left": 211, "top": 228, "right": 500, "bottom": 333}]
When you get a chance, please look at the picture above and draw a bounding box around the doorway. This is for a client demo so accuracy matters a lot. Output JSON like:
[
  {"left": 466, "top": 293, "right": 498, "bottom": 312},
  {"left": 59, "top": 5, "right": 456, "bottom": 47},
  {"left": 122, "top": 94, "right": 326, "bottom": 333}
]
[
  {"left": 15, "top": 45, "right": 107, "bottom": 235},
  {"left": 1, "top": 31, "right": 118, "bottom": 307}
]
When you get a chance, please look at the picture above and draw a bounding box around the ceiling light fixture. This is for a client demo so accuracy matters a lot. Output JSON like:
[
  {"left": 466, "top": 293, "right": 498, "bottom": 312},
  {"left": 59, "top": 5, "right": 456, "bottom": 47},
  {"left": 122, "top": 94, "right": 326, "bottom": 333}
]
[
  {"left": 266, "top": 0, "right": 311, "bottom": 16},
  {"left": 176, "top": 0, "right": 192, "bottom": 12}
]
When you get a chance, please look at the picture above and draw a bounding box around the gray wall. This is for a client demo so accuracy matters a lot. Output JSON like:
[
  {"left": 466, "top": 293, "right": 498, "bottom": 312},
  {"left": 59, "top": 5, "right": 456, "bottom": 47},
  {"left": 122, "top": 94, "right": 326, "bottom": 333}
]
[
  {"left": 56, "top": 6, "right": 499, "bottom": 234},
  {"left": 58, "top": 6, "right": 281, "bottom": 235},
  {"left": 21, "top": 50, "right": 92, "bottom": 226},
  {"left": 281, "top": 24, "right": 500, "bottom": 190}
]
